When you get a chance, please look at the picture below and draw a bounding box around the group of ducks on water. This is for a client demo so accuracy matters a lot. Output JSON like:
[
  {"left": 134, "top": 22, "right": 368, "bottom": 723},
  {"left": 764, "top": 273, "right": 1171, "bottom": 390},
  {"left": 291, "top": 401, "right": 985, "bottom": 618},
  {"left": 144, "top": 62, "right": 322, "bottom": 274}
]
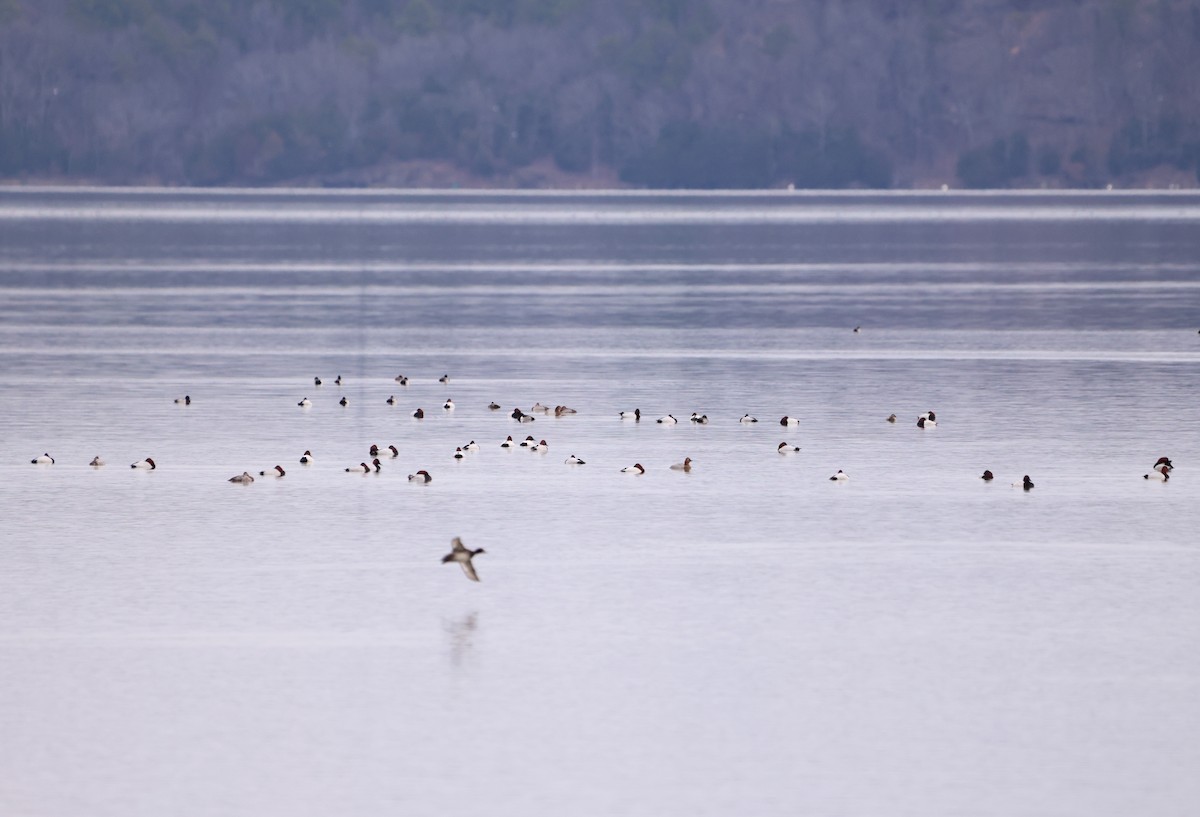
[
  {"left": 230, "top": 443, "right": 435, "bottom": 484},
  {"left": 31, "top": 454, "right": 157, "bottom": 469},
  {"left": 27, "top": 380, "right": 1178, "bottom": 491},
  {"left": 980, "top": 470, "right": 1035, "bottom": 490},
  {"left": 1141, "top": 457, "right": 1175, "bottom": 481}
]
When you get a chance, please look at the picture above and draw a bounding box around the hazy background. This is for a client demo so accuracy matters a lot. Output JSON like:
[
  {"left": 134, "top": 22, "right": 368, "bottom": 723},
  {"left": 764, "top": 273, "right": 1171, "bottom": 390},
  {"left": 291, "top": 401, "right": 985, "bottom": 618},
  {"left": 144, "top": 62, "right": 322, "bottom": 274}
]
[{"left": 1, "top": 0, "right": 1198, "bottom": 188}]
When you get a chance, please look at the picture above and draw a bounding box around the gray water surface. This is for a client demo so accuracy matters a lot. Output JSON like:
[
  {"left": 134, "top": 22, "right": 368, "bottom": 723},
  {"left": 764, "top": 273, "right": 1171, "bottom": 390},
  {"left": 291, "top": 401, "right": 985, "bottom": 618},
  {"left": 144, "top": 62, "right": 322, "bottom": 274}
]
[{"left": 1, "top": 189, "right": 1198, "bottom": 817}]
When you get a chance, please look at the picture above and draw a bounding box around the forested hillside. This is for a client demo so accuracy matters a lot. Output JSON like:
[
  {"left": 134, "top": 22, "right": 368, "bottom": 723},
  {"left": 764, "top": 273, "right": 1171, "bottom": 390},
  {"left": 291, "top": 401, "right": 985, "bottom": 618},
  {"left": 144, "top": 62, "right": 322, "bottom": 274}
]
[{"left": 2, "top": 0, "right": 1198, "bottom": 188}]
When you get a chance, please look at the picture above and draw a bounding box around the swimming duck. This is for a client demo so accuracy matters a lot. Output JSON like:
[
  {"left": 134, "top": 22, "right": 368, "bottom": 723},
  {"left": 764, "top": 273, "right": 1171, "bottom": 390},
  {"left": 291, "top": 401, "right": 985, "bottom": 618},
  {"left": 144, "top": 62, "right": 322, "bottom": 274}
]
[
  {"left": 314, "top": 376, "right": 322, "bottom": 386},
  {"left": 453, "top": 447, "right": 465, "bottom": 460},
  {"left": 370, "top": 444, "right": 399, "bottom": 458},
  {"left": 463, "top": 441, "right": 480, "bottom": 452},
  {"left": 335, "top": 375, "right": 343, "bottom": 386},
  {"left": 31, "top": 453, "right": 54, "bottom": 464},
  {"left": 413, "top": 408, "right": 425, "bottom": 419},
  {"left": 442, "top": 536, "right": 483, "bottom": 582},
  {"left": 531, "top": 402, "right": 551, "bottom": 413},
  {"left": 258, "top": 465, "right": 285, "bottom": 478},
  {"left": 386, "top": 395, "right": 397, "bottom": 405},
  {"left": 657, "top": 414, "right": 678, "bottom": 425},
  {"left": 920, "top": 410, "right": 937, "bottom": 422},
  {"left": 519, "top": 435, "right": 537, "bottom": 448},
  {"left": 853, "top": 325, "right": 861, "bottom": 334},
  {"left": 778, "top": 442, "right": 800, "bottom": 454},
  {"left": 395, "top": 375, "right": 409, "bottom": 385},
  {"left": 530, "top": 439, "right": 549, "bottom": 453},
  {"left": 443, "top": 398, "right": 455, "bottom": 410},
  {"left": 408, "top": 470, "right": 432, "bottom": 483},
  {"left": 131, "top": 457, "right": 156, "bottom": 470},
  {"left": 780, "top": 416, "right": 799, "bottom": 427},
  {"left": 488, "top": 402, "right": 501, "bottom": 410},
  {"left": 619, "top": 409, "right": 641, "bottom": 421},
  {"left": 886, "top": 414, "right": 897, "bottom": 423},
  {"left": 370, "top": 457, "right": 382, "bottom": 472},
  {"left": 89, "top": 456, "right": 104, "bottom": 467},
  {"left": 621, "top": 463, "right": 646, "bottom": 474},
  {"left": 339, "top": 396, "right": 349, "bottom": 407},
  {"left": 690, "top": 413, "right": 709, "bottom": 424},
  {"left": 512, "top": 408, "right": 535, "bottom": 422},
  {"left": 740, "top": 414, "right": 758, "bottom": 423},
  {"left": 917, "top": 416, "right": 936, "bottom": 428},
  {"left": 1014, "top": 475, "right": 1034, "bottom": 490},
  {"left": 1144, "top": 465, "right": 1170, "bottom": 482},
  {"left": 299, "top": 450, "right": 314, "bottom": 464},
  {"left": 670, "top": 457, "right": 693, "bottom": 472},
  {"left": 174, "top": 395, "right": 191, "bottom": 405},
  {"left": 500, "top": 436, "right": 514, "bottom": 449},
  {"left": 565, "top": 454, "right": 586, "bottom": 465},
  {"left": 438, "top": 374, "right": 450, "bottom": 383},
  {"left": 829, "top": 470, "right": 848, "bottom": 481},
  {"left": 981, "top": 470, "right": 994, "bottom": 481},
  {"left": 346, "top": 462, "right": 371, "bottom": 473},
  {"left": 1153, "top": 456, "right": 1174, "bottom": 472},
  {"left": 229, "top": 471, "right": 254, "bottom": 483},
  {"left": 554, "top": 405, "right": 577, "bottom": 415},
  {"left": 298, "top": 397, "right": 312, "bottom": 407}
]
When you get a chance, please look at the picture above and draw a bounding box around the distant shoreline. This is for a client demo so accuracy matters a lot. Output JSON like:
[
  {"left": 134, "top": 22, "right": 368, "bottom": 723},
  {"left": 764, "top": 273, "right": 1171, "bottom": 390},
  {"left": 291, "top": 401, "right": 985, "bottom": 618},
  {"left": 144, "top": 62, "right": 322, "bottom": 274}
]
[{"left": 3, "top": 158, "right": 1196, "bottom": 193}]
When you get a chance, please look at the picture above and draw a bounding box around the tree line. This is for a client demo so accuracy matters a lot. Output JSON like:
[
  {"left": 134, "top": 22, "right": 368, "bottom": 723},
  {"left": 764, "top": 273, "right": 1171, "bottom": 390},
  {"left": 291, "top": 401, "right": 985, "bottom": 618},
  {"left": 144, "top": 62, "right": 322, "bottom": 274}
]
[{"left": 1, "top": 0, "right": 1198, "bottom": 187}]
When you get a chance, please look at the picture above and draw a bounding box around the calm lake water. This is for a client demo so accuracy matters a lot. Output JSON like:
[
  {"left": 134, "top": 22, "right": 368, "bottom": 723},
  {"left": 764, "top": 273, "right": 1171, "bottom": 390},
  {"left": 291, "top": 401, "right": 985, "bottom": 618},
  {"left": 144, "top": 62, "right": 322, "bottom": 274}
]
[{"left": 1, "top": 188, "right": 1198, "bottom": 817}]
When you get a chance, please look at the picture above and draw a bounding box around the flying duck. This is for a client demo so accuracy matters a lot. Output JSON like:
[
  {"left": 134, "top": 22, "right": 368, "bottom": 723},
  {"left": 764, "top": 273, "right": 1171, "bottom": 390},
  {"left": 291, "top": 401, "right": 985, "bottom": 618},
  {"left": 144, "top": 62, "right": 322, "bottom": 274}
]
[{"left": 442, "top": 536, "right": 484, "bottom": 582}]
